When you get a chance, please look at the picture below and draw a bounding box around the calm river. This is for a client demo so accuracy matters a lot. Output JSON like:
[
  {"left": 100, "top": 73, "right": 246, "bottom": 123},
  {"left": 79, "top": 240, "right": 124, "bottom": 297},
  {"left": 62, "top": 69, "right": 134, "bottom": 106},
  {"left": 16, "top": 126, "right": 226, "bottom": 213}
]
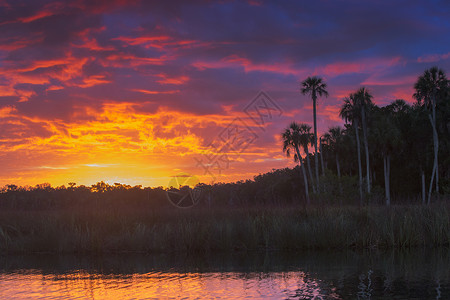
[{"left": 0, "top": 249, "right": 449, "bottom": 299}]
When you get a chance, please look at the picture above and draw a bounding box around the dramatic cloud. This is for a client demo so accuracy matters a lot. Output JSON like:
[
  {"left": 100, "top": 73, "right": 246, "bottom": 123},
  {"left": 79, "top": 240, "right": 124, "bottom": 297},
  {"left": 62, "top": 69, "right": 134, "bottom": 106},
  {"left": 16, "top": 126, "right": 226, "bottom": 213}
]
[{"left": 0, "top": 0, "right": 449, "bottom": 187}]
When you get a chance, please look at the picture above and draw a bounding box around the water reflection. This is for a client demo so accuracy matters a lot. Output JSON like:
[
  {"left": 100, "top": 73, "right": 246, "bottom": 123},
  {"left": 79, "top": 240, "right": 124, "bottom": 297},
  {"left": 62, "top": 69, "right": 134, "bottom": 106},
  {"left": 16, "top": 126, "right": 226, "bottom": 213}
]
[
  {"left": 0, "top": 249, "right": 449, "bottom": 299},
  {"left": 0, "top": 270, "right": 334, "bottom": 299}
]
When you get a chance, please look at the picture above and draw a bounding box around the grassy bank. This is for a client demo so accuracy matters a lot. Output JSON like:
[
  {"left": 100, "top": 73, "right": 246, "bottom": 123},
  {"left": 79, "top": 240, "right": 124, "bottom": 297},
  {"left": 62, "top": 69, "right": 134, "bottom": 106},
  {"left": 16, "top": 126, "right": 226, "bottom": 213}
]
[{"left": 0, "top": 204, "right": 449, "bottom": 254}]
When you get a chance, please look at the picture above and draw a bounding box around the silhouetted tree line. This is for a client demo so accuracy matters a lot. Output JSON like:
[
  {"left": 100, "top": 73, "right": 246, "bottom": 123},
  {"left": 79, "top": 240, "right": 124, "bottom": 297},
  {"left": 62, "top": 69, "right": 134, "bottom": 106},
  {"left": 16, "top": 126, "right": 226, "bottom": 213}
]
[
  {"left": 0, "top": 168, "right": 308, "bottom": 210},
  {"left": 0, "top": 67, "right": 449, "bottom": 210},
  {"left": 284, "top": 67, "right": 450, "bottom": 205},
  {"left": 0, "top": 182, "right": 167, "bottom": 211}
]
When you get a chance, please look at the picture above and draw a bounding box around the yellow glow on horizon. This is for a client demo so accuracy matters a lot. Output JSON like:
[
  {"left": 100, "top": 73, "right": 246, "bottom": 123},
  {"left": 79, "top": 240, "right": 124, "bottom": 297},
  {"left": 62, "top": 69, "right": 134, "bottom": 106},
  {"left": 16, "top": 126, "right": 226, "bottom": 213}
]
[{"left": 0, "top": 102, "right": 289, "bottom": 188}]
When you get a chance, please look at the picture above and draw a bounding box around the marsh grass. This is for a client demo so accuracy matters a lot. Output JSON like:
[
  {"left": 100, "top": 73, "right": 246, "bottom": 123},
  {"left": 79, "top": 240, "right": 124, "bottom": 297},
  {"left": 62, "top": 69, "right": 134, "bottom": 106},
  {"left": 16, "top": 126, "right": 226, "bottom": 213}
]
[{"left": 0, "top": 203, "right": 449, "bottom": 254}]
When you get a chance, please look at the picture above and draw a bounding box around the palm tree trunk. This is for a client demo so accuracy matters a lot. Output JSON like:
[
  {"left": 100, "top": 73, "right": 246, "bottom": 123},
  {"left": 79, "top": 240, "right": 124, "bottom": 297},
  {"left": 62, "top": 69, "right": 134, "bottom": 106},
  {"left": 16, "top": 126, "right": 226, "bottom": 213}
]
[
  {"left": 320, "top": 137, "right": 325, "bottom": 176},
  {"left": 427, "top": 161, "right": 436, "bottom": 205},
  {"left": 361, "top": 106, "right": 371, "bottom": 194},
  {"left": 304, "top": 148, "right": 316, "bottom": 194},
  {"left": 421, "top": 169, "right": 426, "bottom": 205},
  {"left": 428, "top": 113, "right": 439, "bottom": 204},
  {"left": 431, "top": 95, "right": 439, "bottom": 194},
  {"left": 336, "top": 154, "right": 343, "bottom": 195},
  {"left": 354, "top": 120, "right": 363, "bottom": 204},
  {"left": 313, "top": 94, "right": 320, "bottom": 191},
  {"left": 384, "top": 155, "right": 391, "bottom": 206},
  {"left": 296, "top": 147, "right": 310, "bottom": 204},
  {"left": 319, "top": 138, "right": 325, "bottom": 176},
  {"left": 387, "top": 154, "right": 390, "bottom": 204}
]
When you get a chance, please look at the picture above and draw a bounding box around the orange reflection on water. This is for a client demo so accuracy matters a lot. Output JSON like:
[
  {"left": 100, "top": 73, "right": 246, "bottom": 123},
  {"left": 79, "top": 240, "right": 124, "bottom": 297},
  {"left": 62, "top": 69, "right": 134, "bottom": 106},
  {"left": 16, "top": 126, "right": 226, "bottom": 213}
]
[{"left": 0, "top": 270, "right": 336, "bottom": 299}]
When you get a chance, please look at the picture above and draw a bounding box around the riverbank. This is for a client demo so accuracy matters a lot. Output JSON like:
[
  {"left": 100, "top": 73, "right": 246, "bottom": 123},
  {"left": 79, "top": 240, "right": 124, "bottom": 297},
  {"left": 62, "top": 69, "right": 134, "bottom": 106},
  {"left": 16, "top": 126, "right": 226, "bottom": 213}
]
[{"left": 1, "top": 203, "right": 449, "bottom": 254}]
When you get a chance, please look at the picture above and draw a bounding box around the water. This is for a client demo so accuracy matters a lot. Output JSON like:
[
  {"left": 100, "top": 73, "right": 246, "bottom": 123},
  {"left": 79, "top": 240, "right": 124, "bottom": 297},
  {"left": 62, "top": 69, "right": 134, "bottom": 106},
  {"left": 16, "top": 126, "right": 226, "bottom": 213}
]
[{"left": 0, "top": 249, "right": 449, "bottom": 299}]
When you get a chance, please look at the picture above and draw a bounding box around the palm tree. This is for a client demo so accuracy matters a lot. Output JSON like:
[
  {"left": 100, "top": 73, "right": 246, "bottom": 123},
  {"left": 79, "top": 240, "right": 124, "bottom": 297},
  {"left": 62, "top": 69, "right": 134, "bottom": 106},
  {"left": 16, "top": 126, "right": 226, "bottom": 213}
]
[
  {"left": 319, "top": 136, "right": 326, "bottom": 176},
  {"left": 322, "top": 126, "right": 344, "bottom": 195},
  {"left": 354, "top": 87, "right": 374, "bottom": 195},
  {"left": 282, "top": 122, "right": 310, "bottom": 204},
  {"left": 386, "top": 99, "right": 410, "bottom": 114},
  {"left": 409, "top": 104, "right": 432, "bottom": 204},
  {"left": 301, "top": 76, "right": 328, "bottom": 191},
  {"left": 340, "top": 93, "right": 363, "bottom": 203},
  {"left": 371, "top": 110, "right": 401, "bottom": 206},
  {"left": 298, "top": 124, "right": 316, "bottom": 194},
  {"left": 413, "top": 67, "right": 448, "bottom": 203}
]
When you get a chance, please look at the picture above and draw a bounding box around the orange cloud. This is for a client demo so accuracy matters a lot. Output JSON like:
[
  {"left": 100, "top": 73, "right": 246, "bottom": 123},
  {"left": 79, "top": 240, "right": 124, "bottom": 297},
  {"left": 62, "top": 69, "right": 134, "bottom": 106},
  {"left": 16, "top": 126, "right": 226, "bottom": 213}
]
[
  {"left": 73, "top": 75, "right": 111, "bottom": 88},
  {"left": 18, "top": 10, "right": 54, "bottom": 23},
  {"left": 193, "top": 55, "right": 302, "bottom": 76},
  {"left": 103, "top": 54, "right": 169, "bottom": 68},
  {"left": 132, "top": 89, "right": 180, "bottom": 95},
  {"left": 16, "top": 1, "right": 64, "bottom": 23},
  {"left": 391, "top": 87, "right": 415, "bottom": 103},
  {"left": 156, "top": 74, "right": 189, "bottom": 85},
  {"left": 0, "top": 102, "right": 255, "bottom": 187},
  {"left": 73, "top": 28, "right": 116, "bottom": 51},
  {"left": 113, "top": 35, "right": 216, "bottom": 52},
  {"left": 113, "top": 35, "right": 171, "bottom": 46},
  {"left": 0, "top": 106, "right": 16, "bottom": 118},
  {"left": 0, "top": 49, "right": 114, "bottom": 102},
  {"left": 0, "top": 100, "right": 288, "bottom": 187},
  {"left": 0, "top": 36, "right": 44, "bottom": 51},
  {"left": 318, "top": 105, "right": 343, "bottom": 123},
  {"left": 316, "top": 56, "right": 403, "bottom": 76}
]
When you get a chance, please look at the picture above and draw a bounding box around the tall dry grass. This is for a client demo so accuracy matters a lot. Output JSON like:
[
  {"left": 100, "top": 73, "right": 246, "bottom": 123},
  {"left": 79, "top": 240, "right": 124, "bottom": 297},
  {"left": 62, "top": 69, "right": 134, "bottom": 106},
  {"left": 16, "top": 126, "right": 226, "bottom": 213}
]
[{"left": 0, "top": 204, "right": 449, "bottom": 254}]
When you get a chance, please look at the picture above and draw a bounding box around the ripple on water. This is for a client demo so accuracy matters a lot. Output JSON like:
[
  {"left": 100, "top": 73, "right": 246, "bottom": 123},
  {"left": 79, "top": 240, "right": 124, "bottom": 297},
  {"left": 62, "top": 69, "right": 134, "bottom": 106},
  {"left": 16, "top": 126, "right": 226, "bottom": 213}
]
[{"left": 0, "top": 249, "right": 449, "bottom": 299}]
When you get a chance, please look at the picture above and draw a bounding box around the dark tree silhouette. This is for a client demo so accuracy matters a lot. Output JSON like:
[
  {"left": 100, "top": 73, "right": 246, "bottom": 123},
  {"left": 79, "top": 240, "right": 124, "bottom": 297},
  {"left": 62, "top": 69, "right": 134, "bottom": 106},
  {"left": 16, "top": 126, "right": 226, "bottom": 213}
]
[
  {"left": 340, "top": 93, "right": 364, "bottom": 203},
  {"left": 322, "top": 126, "right": 345, "bottom": 195},
  {"left": 413, "top": 67, "right": 449, "bottom": 203},
  {"left": 354, "top": 87, "right": 374, "bottom": 195},
  {"left": 371, "top": 108, "right": 401, "bottom": 206},
  {"left": 301, "top": 76, "right": 328, "bottom": 191},
  {"left": 298, "top": 123, "right": 316, "bottom": 194},
  {"left": 282, "top": 122, "right": 310, "bottom": 204}
]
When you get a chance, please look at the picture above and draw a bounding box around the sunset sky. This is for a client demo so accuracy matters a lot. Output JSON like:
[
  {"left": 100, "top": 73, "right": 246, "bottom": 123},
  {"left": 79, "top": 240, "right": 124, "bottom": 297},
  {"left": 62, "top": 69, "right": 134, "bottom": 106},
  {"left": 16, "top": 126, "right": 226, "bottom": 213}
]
[{"left": 1, "top": 0, "right": 449, "bottom": 188}]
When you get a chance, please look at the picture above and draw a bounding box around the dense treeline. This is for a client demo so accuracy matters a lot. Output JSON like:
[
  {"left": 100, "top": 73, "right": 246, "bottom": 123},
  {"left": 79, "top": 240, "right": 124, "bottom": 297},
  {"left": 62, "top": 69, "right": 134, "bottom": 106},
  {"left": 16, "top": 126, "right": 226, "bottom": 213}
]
[
  {"left": 0, "top": 168, "right": 304, "bottom": 210},
  {"left": 284, "top": 67, "right": 450, "bottom": 205},
  {"left": 0, "top": 182, "right": 167, "bottom": 211}
]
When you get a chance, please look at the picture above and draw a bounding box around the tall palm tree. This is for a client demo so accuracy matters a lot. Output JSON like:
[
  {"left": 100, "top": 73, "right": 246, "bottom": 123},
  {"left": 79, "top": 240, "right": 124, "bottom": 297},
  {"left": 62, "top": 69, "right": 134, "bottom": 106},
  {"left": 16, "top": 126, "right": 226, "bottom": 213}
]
[
  {"left": 371, "top": 110, "right": 401, "bottom": 206},
  {"left": 319, "top": 137, "right": 326, "bottom": 176},
  {"left": 413, "top": 67, "right": 448, "bottom": 203},
  {"left": 340, "top": 93, "right": 363, "bottom": 203},
  {"left": 408, "top": 104, "right": 431, "bottom": 204},
  {"left": 385, "top": 99, "right": 431, "bottom": 204},
  {"left": 322, "top": 126, "right": 344, "bottom": 195},
  {"left": 298, "top": 124, "right": 316, "bottom": 194},
  {"left": 301, "top": 76, "right": 328, "bottom": 191},
  {"left": 354, "top": 87, "right": 374, "bottom": 195},
  {"left": 282, "top": 122, "right": 310, "bottom": 204}
]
